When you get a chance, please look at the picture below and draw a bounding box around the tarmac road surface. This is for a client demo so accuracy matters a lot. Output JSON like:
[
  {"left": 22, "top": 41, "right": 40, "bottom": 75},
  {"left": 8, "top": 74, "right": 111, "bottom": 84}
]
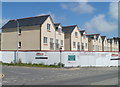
[{"left": 2, "top": 66, "right": 118, "bottom": 85}]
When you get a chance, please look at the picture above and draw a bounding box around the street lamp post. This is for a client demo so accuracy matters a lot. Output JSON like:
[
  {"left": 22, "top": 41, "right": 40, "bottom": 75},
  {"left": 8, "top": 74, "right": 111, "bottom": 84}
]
[{"left": 15, "top": 19, "right": 19, "bottom": 63}]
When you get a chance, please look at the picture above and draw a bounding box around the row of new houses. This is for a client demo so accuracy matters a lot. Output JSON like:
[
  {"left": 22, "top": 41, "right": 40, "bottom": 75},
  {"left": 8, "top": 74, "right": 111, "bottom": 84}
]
[{"left": 1, "top": 15, "right": 119, "bottom": 51}]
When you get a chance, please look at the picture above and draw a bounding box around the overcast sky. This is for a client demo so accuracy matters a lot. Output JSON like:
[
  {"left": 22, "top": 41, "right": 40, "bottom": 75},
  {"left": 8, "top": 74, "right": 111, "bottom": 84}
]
[{"left": 1, "top": 2, "right": 118, "bottom": 38}]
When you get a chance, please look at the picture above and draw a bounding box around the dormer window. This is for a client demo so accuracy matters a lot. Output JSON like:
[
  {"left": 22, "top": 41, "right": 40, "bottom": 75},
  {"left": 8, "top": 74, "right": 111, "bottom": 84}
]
[{"left": 47, "top": 24, "right": 50, "bottom": 30}]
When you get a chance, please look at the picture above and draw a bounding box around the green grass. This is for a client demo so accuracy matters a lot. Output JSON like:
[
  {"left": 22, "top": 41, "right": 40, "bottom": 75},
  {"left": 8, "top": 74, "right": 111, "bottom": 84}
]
[{"left": 1, "top": 62, "right": 64, "bottom": 68}]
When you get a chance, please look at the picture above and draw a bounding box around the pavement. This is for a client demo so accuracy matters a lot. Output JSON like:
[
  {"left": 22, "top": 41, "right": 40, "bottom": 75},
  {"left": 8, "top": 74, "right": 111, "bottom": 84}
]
[{"left": 2, "top": 66, "right": 119, "bottom": 85}]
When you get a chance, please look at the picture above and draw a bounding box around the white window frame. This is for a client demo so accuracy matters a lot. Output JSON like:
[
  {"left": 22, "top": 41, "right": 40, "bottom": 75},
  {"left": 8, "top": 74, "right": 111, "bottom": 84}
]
[
  {"left": 18, "top": 42, "right": 21, "bottom": 48},
  {"left": 75, "top": 32, "right": 78, "bottom": 37},
  {"left": 47, "top": 24, "right": 50, "bottom": 30},
  {"left": 73, "top": 42, "right": 76, "bottom": 48},
  {"left": 61, "top": 40, "right": 63, "bottom": 46},
  {"left": 43, "top": 37, "right": 48, "bottom": 44}
]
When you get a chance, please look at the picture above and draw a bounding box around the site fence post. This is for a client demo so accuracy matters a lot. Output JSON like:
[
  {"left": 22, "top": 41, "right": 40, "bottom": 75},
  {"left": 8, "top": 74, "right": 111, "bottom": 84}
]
[{"left": 60, "top": 47, "right": 62, "bottom": 68}]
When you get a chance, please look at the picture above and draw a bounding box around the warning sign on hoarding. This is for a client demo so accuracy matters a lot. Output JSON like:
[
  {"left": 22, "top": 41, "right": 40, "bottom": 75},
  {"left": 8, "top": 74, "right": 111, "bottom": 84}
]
[
  {"left": 35, "top": 52, "right": 48, "bottom": 59},
  {"left": 68, "top": 55, "right": 76, "bottom": 61}
]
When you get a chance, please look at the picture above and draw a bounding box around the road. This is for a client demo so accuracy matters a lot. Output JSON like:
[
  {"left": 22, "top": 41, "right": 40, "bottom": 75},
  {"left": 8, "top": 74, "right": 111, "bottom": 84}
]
[{"left": 2, "top": 66, "right": 118, "bottom": 85}]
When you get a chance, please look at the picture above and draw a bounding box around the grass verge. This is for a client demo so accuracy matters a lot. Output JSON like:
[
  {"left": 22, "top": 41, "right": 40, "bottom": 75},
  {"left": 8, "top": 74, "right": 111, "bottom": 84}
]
[{"left": 1, "top": 62, "right": 64, "bottom": 68}]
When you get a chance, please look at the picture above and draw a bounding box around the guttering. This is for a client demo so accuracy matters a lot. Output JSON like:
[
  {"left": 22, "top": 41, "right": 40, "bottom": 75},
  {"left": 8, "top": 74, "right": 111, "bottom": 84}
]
[
  {"left": 40, "top": 25, "right": 42, "bottom": 51},
  {"left": 70, "top": 33, "right": 71, "bottom": 51}
]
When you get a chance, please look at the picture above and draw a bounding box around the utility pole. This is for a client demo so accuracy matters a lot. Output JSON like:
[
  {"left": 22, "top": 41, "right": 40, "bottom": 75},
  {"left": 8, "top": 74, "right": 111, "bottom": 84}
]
[{"left": 15, "top": 19, "right": 19, "bottom": 63}]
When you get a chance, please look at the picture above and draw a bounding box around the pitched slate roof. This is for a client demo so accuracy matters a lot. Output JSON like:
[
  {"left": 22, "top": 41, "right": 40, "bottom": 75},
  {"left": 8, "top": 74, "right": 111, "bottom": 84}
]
[
  {"left": 2, "top": 15, "right": 50, "bottom": 29},
  {"left": 62, "top": 25, "right": 77, "bottom": 33},
  {"left": 86, "top": 34, "right": 100, "bottom": 40},
  {"left": 54, "top": 23, "right": 61, "bottom": 27},
  {"left": 107, "top": 38, "right": 113, "bottom": 43},
  {"left": 79, "top": 30, "right": 85, "bottom": 36}
]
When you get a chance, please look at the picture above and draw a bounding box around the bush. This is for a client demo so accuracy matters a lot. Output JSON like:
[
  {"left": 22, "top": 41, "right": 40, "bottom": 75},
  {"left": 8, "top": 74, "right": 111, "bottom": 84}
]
[
  {"left": 58, "top": 62, "right": 65, "bottom": 67},
  {"left": 18, "top": 59, "right": 22, "bottom": 64}
]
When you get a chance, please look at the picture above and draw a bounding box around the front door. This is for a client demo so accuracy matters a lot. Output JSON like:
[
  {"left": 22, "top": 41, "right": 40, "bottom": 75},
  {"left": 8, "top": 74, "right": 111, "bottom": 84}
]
[
  {"left": 77, "top": 42, "right": 80, "bottom": 50},
  {"left": 50, "top": 38, "right": 54, "bottom": 50}
]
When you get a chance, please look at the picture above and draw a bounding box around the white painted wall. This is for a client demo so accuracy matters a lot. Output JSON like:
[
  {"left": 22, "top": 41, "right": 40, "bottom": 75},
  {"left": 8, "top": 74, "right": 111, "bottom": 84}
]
[
  {"left": 1, "top": 51, "right": 119, "bottom": 67},
  {"left": 2, "top": 51, "right": 15, "bottom": 63}
]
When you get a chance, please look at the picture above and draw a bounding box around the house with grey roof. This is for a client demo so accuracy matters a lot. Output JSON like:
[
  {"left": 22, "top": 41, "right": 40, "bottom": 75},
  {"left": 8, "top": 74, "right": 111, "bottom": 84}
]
[
  {"left": 2, "top": 15, "right": 59, "bottom": 50},
  {"left": 79, "top": 30, "right": 88, "bottom": 51},
  {"left": 113, "top": 38, "right": 119, "bottom": 51},
  {"left": 107, "top": 39, "right": 112, "bottom": 51},
  {"left": 101, "top": 36, "right": 108, "bottom": 51},
  {"left": 86, "top": 34, "right": 102, "bottom": 51},
  {"left": 107, "top": 38, "right": 119, "bottom": 51},
  {"left": 1, "top": 14, "right": 118, "bottom": 52},
  {"left": 54, "top": 23, "right": 64, "bottom": 50},
  {"left": 62, "top": 25, "right": 82, "bottom": 51}
]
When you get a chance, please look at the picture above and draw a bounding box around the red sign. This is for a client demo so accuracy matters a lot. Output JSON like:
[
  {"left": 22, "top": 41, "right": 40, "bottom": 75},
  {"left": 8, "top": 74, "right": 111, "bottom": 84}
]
[
  {"left": 59, "top": 47, "right": 62, "bottom": 52},
  {"left": 36, "top": 53, "right": 44, "bottom": 56},
  {"left": 111, "top": 54, "right": 119, "bottom": 57}
]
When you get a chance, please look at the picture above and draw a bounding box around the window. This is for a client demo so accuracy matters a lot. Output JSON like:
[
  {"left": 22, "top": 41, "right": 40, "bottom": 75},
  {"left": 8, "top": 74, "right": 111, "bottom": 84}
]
[
  {"left": 83, "top": 34, "right": 86, "bottom": 39},
  {"left": 43, "top": 37, "right": 48, "bottom": 44},
  {"left": 61, "top": 40, "right": 63, "bottom": 46},
  {"left": 50, "top": 38, "right": 53, "bottom": 43},
  {"left": 18, "top": 28, "right": 21, "bottom": 35},
  {"left": 58, "top": 28, "right": 62, "bottom": 34},
  {"left": 85, "top": 43, "right": 87, "bottom": 48},
  {"left": 73, "top": 42, "right": 76, "bottom": 48},
  {"left": 56, "top": 39, "right": 58, "bottom": 43},
  {"left": 78, "top": 42, "right": 80, "bottom": 46},
  {"left": 75, "top": 32, "right": 78, "bottom": 37},
  {"left": 18, "top": 42, "right": 21, "bottom": 48},
  {"left": 47, "top": 24, "right": 50, "bottom": 30}
]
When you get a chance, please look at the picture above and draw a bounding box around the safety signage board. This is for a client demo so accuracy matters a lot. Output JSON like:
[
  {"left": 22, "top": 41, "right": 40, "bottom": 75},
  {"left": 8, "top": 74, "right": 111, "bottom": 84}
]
[{"left": 68, "top": 55, "right": 76, "bottom": 61}]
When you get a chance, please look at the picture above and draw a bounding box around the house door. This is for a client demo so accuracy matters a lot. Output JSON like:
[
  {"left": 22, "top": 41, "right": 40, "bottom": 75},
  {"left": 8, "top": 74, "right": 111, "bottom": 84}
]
[
  {"left": 77, "top": 42, "right": 80, "bottom": 50},
  {"left": 50, "top": 38, "right": 54, "bottom": 50},
  {"left": 81, "top": 43, "right": 84, "bottom": 51}
]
